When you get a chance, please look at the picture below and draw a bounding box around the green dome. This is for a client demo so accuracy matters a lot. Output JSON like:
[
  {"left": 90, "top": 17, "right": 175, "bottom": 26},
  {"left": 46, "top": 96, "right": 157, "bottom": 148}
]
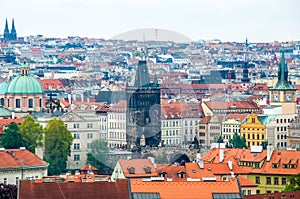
[
  {"left": 0, "top": 105, "right": 11, "bottom": 117},
  {"left": 0, "top": 81, "right": 8, "bottom": 94},
  {"left": 6, "top": 75, "right": 44, "bottom": 94}
]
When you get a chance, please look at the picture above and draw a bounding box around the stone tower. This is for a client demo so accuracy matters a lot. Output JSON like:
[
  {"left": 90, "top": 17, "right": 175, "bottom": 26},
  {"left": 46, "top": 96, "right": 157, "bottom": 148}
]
[{"left": 126, "top": 60, "right": 161, "bottom": 148}]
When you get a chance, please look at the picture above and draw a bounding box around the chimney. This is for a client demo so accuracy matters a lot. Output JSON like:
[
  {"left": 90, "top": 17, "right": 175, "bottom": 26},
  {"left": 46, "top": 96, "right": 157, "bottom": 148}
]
[
  {"left": 267, "top": 144, "right": 274, "bottom": 162},
  {"left": 68, "top": 94, "right": 72, "bottom": 104},
  {"left": 20, "top": 147, "right": 26, "bottom": 150},
  {"left": 219, "top": 149, "right": 224, "bottom": 163},
  {"left": 227, "top": 161, "right": 233, "bottom": 171},
  {"left": 198, "top": 159, "right": 204, "bottom": 169},
  {"left": 148, "top": 157, "right": 156, "bottom": 169},
  {"left": 35, "top": 147, "right": 44, "bottom": 160}
]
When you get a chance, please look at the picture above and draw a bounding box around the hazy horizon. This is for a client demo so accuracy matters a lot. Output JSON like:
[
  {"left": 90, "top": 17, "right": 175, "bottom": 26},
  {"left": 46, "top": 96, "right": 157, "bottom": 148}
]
[{"left": 1, "top": 0, "right": 299, "bottom": 42}]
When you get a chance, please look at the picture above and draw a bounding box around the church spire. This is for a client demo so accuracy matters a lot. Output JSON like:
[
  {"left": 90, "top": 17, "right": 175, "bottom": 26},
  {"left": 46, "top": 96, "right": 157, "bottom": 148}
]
[
  {"left": 11, "top": 18, "right": 16, "bottom": 32},
  {"left": 273, "top": 47, "right": 294, "bottom": 90},
  {"left": 241, "top": 37, "right": 250, "bottom": 83},
  {"left": 10, "top": 18, "right": 17, "bottom": 40},
  {"left": 3, "top": 18, "right": 10, "bottom": 40}
]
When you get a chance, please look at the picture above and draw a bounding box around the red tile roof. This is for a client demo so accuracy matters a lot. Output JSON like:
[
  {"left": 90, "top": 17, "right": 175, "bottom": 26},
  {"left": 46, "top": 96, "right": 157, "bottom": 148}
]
[
  {"left": 19, "top": 179, "right": 130, "bottom": 199},
  {"left": 0, "top": 148, "right": 48, "bottom": 169},
  {"left": 204, "top": 101, "right": 258, "bottom": 110},
  {"left": 40, "top": 79, "right": 65, "bottom": 90},
  {"left": 118, "top": 159, "right": 157, "bottom": 178},
  {"left": 130, "top": 178, "right": 241, "bottom": 199}
]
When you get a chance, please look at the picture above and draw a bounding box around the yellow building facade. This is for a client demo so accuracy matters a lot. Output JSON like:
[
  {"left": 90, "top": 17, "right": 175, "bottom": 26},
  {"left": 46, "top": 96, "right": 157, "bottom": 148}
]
[{"left": 241, "top": 114, "right": 266, "bottom": 148}]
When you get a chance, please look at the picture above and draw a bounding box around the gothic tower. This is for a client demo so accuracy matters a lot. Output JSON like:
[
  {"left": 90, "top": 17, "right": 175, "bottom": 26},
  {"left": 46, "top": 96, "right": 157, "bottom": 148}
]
[
  {"left": 241, "top": 37, "right": 250, "bottom": 83},
  {"left": 269, "top": 48, "right": 297, "bottom": 114},
  {"left": 126, "top": 60, "right": 161, "bottom": 149},
  {"left": 3, "top": 18, "right": 10, "bottom": 40},
  {"left": 10, "top": 18, "right": 17, "bottom": 40}
]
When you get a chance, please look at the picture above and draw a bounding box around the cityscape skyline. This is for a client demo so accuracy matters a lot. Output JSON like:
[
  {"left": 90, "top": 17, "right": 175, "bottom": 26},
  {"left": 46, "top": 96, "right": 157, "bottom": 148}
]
[{"left": 1, "top": 0, "right": 300, "bottom": 42}]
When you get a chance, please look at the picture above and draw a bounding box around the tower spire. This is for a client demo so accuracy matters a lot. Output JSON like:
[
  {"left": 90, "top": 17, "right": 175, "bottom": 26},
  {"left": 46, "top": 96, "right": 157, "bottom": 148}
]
[
  {"left": 3, "top": 18, "right": 10, "bottom": 40},
  {"left": 241, "top": 37, "right": 250, "bottom": 83},
  {"left": 10, "top": 18, "right": 17, "bottom": 40},
  {"left": 11, "top": 18, "right": 16, "bottom": 32},
  {"left": 273, "top": 47, "right": 294, "bottom": 89}
]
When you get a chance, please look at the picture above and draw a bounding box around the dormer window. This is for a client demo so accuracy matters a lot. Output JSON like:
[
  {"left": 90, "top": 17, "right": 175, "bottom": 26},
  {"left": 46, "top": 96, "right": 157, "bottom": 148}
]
[
  {"left": 127, "top": 167, "right": 135, "bottom": 174},
  {"left": 178, "top": 171, "right": 185, "bottom": 178},
  {"left": 143, "top": 166, "right": 151, "bottom": 174},
  {"left": 160, "top": 172, "right": 167, "bottom": 178}
]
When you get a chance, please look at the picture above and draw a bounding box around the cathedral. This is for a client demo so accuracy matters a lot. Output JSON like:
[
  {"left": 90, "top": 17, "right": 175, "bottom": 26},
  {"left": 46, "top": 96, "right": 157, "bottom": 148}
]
[{"left": 3, "top": 18, "right": 17, "bottom": 41}]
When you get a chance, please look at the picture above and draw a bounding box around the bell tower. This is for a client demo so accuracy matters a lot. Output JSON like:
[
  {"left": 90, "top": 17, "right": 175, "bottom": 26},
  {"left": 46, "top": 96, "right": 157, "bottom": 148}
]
[{"left": 269, "top": 48, "right": 297, "bottom": 114}]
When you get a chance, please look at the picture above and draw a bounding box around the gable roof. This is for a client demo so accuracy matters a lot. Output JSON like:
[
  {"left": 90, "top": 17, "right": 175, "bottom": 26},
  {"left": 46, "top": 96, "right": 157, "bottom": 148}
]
[
  {"left": 118, "top": 159, "right": 157, "bottom": 178},
  {"left": 0, "top": 148, "right": 48, "bottom": 169}
]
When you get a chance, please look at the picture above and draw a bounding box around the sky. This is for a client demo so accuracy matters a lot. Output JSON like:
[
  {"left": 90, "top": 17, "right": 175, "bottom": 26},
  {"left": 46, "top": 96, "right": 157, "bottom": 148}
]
[{"left": 1, "top": 0, "right": 299, "bottom": 42}]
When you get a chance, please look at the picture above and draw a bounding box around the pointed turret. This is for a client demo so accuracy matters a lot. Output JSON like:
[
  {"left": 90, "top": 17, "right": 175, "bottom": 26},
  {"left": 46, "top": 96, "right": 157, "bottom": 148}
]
[
  {"left": 273, "top": 48, "right": 294, "bottom": 90},
  {"left": 3, "top": 18, "right": 10, "bottom": 40},
  {"left": 241, "top": 37, "right": 250, "bottom": 83},
  {"left": 10, "top": 18, "right": 17, "bottom": 40},
  {"left": 134, "top": 60, "right": 150, "bottom": 87}
]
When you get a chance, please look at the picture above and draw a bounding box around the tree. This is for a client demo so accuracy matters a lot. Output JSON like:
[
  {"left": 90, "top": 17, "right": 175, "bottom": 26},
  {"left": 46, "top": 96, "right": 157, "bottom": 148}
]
[
  {"left": 284, "top": 173, "right": 300, "bottom": 192},
  {"left": 214, "top": 135, "right": 224, "bottom": 143},
  {"left": 86, "top": 139, "right": 113, "bottom": 174},
  {"left": 19, "top": 116, "right": 44, "bottom": 153},
  {"left": 0, "top": 183, "right": 17, "bottom": 199},
  {"left": 44, "top": 118, "right": 73, "bottom": 175},
  {"left": 228, "top": 132, "right": 247, "bottom": 148},
  {"left": 0, "top": 122, "right": 23, "bottom": 149}
]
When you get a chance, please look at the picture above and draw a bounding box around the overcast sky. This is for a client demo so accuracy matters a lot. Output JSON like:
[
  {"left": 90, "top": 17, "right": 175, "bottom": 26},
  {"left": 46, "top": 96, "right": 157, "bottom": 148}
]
[{"left": 1, "top": 0, "right": 299, "bottom": 42}]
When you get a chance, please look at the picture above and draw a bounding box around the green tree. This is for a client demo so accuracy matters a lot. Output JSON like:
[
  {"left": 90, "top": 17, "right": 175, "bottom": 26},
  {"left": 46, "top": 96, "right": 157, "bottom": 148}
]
[
  {"left": 214, "top": 135, "right": 224, "bottom": 143},
  {"left": 86, "top": 139, "right": 113, "bottom": 174},
  {"left": 44, "top": 118, "right": 73, "bottom": 175},
  {"left": 19, "top": 116, "right": 44, "bottom": 153},
  {"left": 284, "top": 173, "right": 300, "bottom": 192},
  {"left": 229, "top": 132, "right": 247, "bottom": 148},
  {"left": 0, "top": 122, "right": 23, "bottom": 149}
]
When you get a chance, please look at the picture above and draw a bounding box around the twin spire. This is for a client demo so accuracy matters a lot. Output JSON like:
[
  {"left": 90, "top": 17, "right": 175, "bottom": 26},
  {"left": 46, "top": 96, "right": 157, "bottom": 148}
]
[{"left": 3, "top": 18, "right": 17, "bottom": 41}]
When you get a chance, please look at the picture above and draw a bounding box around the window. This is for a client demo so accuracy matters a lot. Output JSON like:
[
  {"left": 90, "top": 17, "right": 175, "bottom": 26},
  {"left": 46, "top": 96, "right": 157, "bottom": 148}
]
[
  {"left": 73, "top": 143, "right": 80, "bottom": 150},
  {"left": 87, "top": 133, "right": 93, "bottom": 139},
  {"left": 252, "top": 118, "right": 255, "bottom": 123},
  {"left": 266, "top": 177, "right": 271, "bottom": 184},
  {"left": 74, "top": 154, "right": 80, "bottom": 161},
  {"left": 247, "top": 190, "right": 251, "bottom": 195},
  {"left": 16, "top": 99, "right": 20, "bottom": 108},
  {"left": 16, "top": 177, "right": 19, "bottom": 185},
  {"left": 87, "top": 123, "right": 93, "bottom": 128},
  {"left": 73, "top": 123, "right": 79, "bottom": 128},
  {"left": 256, "top": 190, "right": 260, "bottom": 194},
  {"left": 73, "top": 133, "right": 80, "bottom": 139},
  {"left": 28, "top": 99, "right": 33, "bottom": 108},
  {"left": 274, "top": 177, "right": 279, "bottom": 185},
  {"left": 87, "top": 143, "right": 92, "bottom": 149},
  {"left": 3, "top": 178, "right": 7, "bottom": 185},
  {"left": 282, "top": 178, "right": 286, "bottom": 185}
]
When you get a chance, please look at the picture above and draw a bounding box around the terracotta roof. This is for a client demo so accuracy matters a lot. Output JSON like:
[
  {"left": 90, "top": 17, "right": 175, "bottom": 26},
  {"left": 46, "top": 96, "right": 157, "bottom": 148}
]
[
  {"left": 237, "top": 175, "right": 257, "bottom": 187},
  {"left": 202, "top": 148, "right": 300, "bottom": 175},
  {"left": 80, "top": 163, "right": 99, "bottom": 171},
  {"left": 0, "top": 149, "right": 48, "bottom": 169},
  {"left": 40, "top": 79, "right": 65, "bottom": 90},
  {"left": 0, "top": 118, "right": 24, "bottom": 134},
  {"left": 204, "top": 101, "right": 258, "bottom": 110},
  {"left": 109, "top": 100, "right": 127, "bottom": 112},
  {"left": 119, "top": 159, "right": 157, "bottom": 178},
  {"left": 130, "top": 178, "right": 241, "bottom": 199},
  {"left": 19, "top": 179, "right": 130, "bottom": 199},
  {"left": 226, "top": 114, "right": 249, "bottom": 122}
]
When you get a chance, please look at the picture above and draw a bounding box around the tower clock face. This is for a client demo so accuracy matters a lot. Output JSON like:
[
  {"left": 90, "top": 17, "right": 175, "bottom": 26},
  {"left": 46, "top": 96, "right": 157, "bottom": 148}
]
[{"left": 286, "top": 94, "right": 291, "bottom": 101}]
